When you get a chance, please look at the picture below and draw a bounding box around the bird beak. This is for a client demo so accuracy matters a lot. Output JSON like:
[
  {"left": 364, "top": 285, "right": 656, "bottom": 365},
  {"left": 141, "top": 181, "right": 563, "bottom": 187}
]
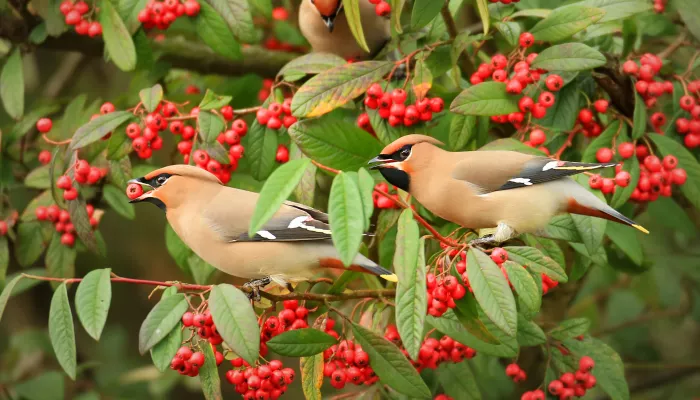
[
  {"left": 127, "top": 178, "right": 155, "bottom": 203},
  {"left": 322, "top": 15, "right": 335, "bottom": 32},
  {"left": 368, "top": 156, "right": 394, "bottom": 170}
]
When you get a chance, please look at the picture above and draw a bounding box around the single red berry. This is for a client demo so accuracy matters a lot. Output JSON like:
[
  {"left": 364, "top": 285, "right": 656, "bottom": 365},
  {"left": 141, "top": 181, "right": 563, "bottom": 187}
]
[
  {"left": 519, "top": 32, "right": 535, "bottom": 47},
  {"left": 429, "top": 98, "right": 443, "bottom": 113},
  {"left": 588, "top": 174, "right": 603, "bottom": 189},
  {"left": 505, "top": 363, "right": 520, "bottom": 377},
  {"left": 615, "top": 171, "right": 631, "bottom": 187},
  {"left": 579, "top": 356, "right": 595, "bottom": 372},
  {"left": 100, "top": 102, "right": 115, "bottom": 114},
  {"left": 671, "top": 168, "right": 687, "bottom": 185},
  {"left": 65, "top": 10, "right": 81, "bottom": 25},
  {"left": 593, "top": 99, "right": 609, "bottom": 113},
  {"left": 256, "top": 108, "right": 271, "bottom": 125},
  {"left": 126, "top": 183, "right": 144, "bottom": 200},
  {"left": 662, "top": 155, "right": 678, "bottom": 170},
  {"left": 560, "top": 372, "right": 577, "bottom": 387},
  {"left": 519, "top": 96, "right": 534, "bottom": 112},
  {"left": 618, "top": 142, "right": 634, "bottom": 159},
  {"left": 57, "top": 175, "right": 72, "bottom": 190},
  {"left": 506, "top": 80, "right": 523, "bottom": 95},
  {"left": 193, "top": 313, "right": 207, "bottom": 327},
  {"left": 375, "top": 1, "right": 391, "bottom": 16},
  {"left": 184, "top": 0, "right": 200, "bottom": 16},
  {"left": 548, "top": 380, "right": 564, "bottom": 395},
  {"left": 276, "top": 144, "right": 289, "bottom": 163},
  {"left": 578, "top": 109, "right": 594, "bottom": 124},
  {"left": 650, "top": 112, "right": 667, "bottom": 127},
  {"left": 596, "top": 147, "right": 613, "bottom": 163},
  {"left": 37, "top": 150, "right": 52, "bottom": 165},
  {"left": 220, "top": 105, "right": 234, "bottom": 121},
  {"left": 531, "top": 103, "right": 547, "bottom": 119},
  {"left": 88, "top": 21, "right": 102, "bottom": 37},
  {"left": 545, "top": 75, "right": 564, "bottom": 92},
  {"left": 367, "top": 83, "right": 384, "bottom": 99},
  {"left": 37, "top": 118, "right": 53, "bottom": 133},
  {"left": 60, "top": 232, "right": 75, "bottom": 247},
  {"left": 189, "top": 352, "right": 205, "bottom": 368},
  {"left": 391, "top": 89, "right": 407, "bottom": 104},
  {"left": 538, "top": 91, "right": 555, "bottom": 108},
  {"left": 644, "top": 155, "right": 662, "bottom": 172},
  {"left": 490, "top": 248, "right": 508, "bottom": 264},
  {"left": 182, "top": 312, "right": 194, "bottom": 326},
  {"left": 267, "top": 117, "right": 282, "bottom": 130}
]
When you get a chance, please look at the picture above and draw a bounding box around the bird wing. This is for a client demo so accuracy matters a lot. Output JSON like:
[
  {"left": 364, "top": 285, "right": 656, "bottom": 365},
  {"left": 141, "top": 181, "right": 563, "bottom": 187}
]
[{"left": 451, "top": 151, "right": 618, "bottom": 193}]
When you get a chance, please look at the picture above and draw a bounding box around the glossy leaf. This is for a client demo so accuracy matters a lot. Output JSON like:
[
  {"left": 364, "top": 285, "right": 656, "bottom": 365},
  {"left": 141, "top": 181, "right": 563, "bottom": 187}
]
[
  {"left": 577, "top": 0, "right": 651, "bottom": 22},
  {"left": 427, "top": 310, "right": 518, "bottom": 357},
  {"left": 0, "top": 275, "right": 22, "bottom": 324},
  {"left": 530, "top": 5, "right": 605, "bottom": 42},
  {"left": 449, "top": 114, "right": 477, "bottom": 151},
  {"left": 517, "top": 314, "right": 546, "bottom": 346},
  {"left": 199, "top": 89, "right": 233, "bottom": 110},
  {"left": 244, "top": 120, "right": 278, "bottom": 181},
  {"left": 343, "top": 0, "right": 370, "bottom": 53},
  {"left": 550, "top": 318, "right": 590, "bottom": 340},
  {"left": 195, "top": 0, "right": 242, "bottom": 60},
  {"left": 357, "top": 168, "right": 375, "bottom": 231},
  {"left": 99, "top": 0, "right": 137, "bottom": 71},
  {"left": 450, "top": 82, "right": 520, "bottom": 116},
  {"left": 70, "top": 111, "right": 132, "bottom": 150},
  {"left": 199, "top": 342, "right": 223, "bottom": 400},
  {"left": 267, "top": 328, "right": 337, "bottom": 357},
  {"left": 289, "top": 115, "right": 383, "bottom": 171},
  {"left": 138, "top": 293, "right": 188, "bottom": 354},
  {"left": 103, "top": 184, "right": 135, "bottom": 219},
  {"left": 493, "top": 21, "right": 521, "bottom": 47},
  {"left": 530, "top": 43, "right": 606, "bottom": 72},
  {"left": 208, "top": 284, "right": 260, "bottom": 365},
  {"left": 139, "top": 84, "right": 163, "bottom": 112},
  {"left": 328, "top": 172, "right": 365, "bottom": 265},
  {"left": 150, "top": 321, "right": 182, "bottom": 372},
  {"left": 649, "top": 134, "right": 700, "bottom": 210},
  {"left": 291, "top": 61, "right": 394, "bottom": 117},
  {"left": 631, "top": 93, "right": 647, "bottom": 139},
  {"left": 438, "top": 360, "right": 482, "bottom": 399},
  {"left": 475, "top": 0, "right": 490, "bottom": 34},
  {"left": 300, "top": 353, "right": 324, "bottom": 400},
  {"left": 396, "top": 231, "right": 426, "bottom": 361},
  {"left": 0, "top": 48, "right": 24, "bottom": 119},
  {"left": 197, "top": 111, "right": 224, "bottom": 143},
  {"left": 503, "top": 261, "right": 541, "bottom": 316},
  {"left": 279, "top": 53, "right": 346, "bottom": 78},
  {"left": 411, "top": 0, "right": 446, "bottom": 30},
  {"left": 678, "top": 0, "right": 700, "bottom": 43},
  {"left": 204, "top": 0, "right": 255, "bottom": 42},
  {"left": 75, "top": 268, "right": 112, "bottom": 341},
  {"left": 49, "top": 283, "right": 77, "bottom": 380},
  {"left": 249, "top": 158, "right": 311, "bottom": 236},
  {"left": 504, "top": 246, "right": 567, "bottom": 282},
  {"left": 352, "top": 323, "right": 431, "bottom": 398},
  {"left": 467, "top": 249, "right": 518, "bottom": 336}
]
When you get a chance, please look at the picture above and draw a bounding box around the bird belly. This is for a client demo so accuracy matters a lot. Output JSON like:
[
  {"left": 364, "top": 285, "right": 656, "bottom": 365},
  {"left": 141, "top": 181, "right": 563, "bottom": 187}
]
[{"left": 483, "top": 185, "right": 563, "bottom": 233}]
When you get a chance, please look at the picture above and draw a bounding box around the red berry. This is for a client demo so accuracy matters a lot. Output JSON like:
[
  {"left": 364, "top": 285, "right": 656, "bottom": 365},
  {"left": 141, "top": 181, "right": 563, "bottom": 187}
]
[
  {"left": 671, "top": 168, "right": 687, "bottom": 185},
  {"left": 506, "top": 80, "right": 523, "bottom": 95},
  {"left": 367, "top": 83, "right": 383, "bottom": 99},
  {"left": 61, "top": 232, "right": 75, "bottom": 247},
  {"left": 490, "top": 247, "right": 508, "bottom": 264},
  {"left": 38, "top": 150, "right": 52, "bottom": 165},
  {"left": 126, "top": 183, "right": 144, "bottom": 200},
  {"left": 276, "top": 145, "right": 289, "bottom": 163},
  {"left": 189, "top": 352, "right": 205, "bottom": 367},
  {"left": 36, "top": 118, "right": 53, "bottom": 133},
  {"left": 184, "top": 0, "right": 200, "bottom": 16},
  {"left": 615, "top": 171, "right": 631, "bottom": 187},
  {"left": 560, "top": 372, "right": 577, "bottom": 387},
  {"left": 549, "top": 380, "right": 564, "bottom": 395},
  {"left": 578, "top": 109, "right": 594, "bottom": 124},
  {"left": 182, "top": 312, "right": 194, "bottom": 326},
  {"left": 375, "top": 1, "right": 391, "bottom": 16},
  {"left": 662, "top": 155, "right": 678, "bottom": 170},
  {"left": 505, "top": 363, "right": 520, "bottom": 377},
  {"left": 545, "top": 75, "right": 563, "bottom": 91},
  {"left": 650, "top": 112, "right": 667, "bottom": 127},
  {"left": 618, "top": 142, "right": 634, "bottom": 159},
  {"left": 65, "top": 10, "right": 81, "bottom": 25},
  {"left": 644, "top": 155, "right": 662, "bottom": 172},
  {"left": 57, "top": 175, "right": 72, "bottom": 190},
  {"left": 579, "top": 356, "right": 595, "bottom": 372},
  {"left": 519, "top": 32, "right": 534, "bottom": 47},
  {"left": 679, "top": 95, "right": 696, "bottom": 111},
  {"left": 519, "top": 96, "right": 534, "bottom": 112},
  {"left": 538, "top": 91, "right": 555, "bottom": 108},
  {"left": 593, "top": 99, "right": 609, "bottom": 113},
  {"left": 596, "top": 147, "right": 613, "bottom": 163},
  {"left": 531, "top": 103, "right": 547, "bottom": 119},
  {"left": 391, "top": 89, "right": 407, "bottom": 104},
  {"left": 88, "top": 21, "right": 102, "bottom": 37}
]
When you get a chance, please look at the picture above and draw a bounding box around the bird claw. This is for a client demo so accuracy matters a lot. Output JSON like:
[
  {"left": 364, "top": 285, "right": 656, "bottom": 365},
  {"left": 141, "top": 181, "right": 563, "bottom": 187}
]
[
  {"left": 468, "top": 235, "right": 496, "bottom": 251},
  {"left": 243, "top": 277, "right": 271, "bottom": 301}
]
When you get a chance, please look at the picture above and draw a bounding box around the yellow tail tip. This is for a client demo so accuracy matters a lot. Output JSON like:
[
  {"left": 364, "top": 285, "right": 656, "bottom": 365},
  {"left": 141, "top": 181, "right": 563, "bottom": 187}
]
[
  {"left": 632, "top": 224, "right": 650, "bottom": 234},
  {"left": 380, "top": 273, "right": 398, "bottom": 283}
]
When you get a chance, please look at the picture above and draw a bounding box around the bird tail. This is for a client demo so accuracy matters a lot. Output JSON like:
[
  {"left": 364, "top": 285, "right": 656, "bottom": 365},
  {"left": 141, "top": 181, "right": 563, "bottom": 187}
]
[{"left": 565, "top": 185, "right": 649, "bottom": 234}]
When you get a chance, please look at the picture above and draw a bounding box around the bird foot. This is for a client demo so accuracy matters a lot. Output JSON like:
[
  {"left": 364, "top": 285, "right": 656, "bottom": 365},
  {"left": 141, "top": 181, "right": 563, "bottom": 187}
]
[
  {"left": 468, "top": 234, "right": 496, "bottom": 251},
  {"left": 243, "top": 276, "right": 271, "bottom": 301}
]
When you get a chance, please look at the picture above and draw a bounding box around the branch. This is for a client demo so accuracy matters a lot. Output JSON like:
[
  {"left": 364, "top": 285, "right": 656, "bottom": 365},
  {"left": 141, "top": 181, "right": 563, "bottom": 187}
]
[
  {"left": 593, "top": 56, "right": 635, "bottom": 118},
  {"left": 440, "top": 3, "right": 475, "bottom": 75},
  {"left": 19, "top": 273, "right": 395, "bottom": 302},
  {"left": 34, "top": 33, "right": 299, "bottom": 78}
]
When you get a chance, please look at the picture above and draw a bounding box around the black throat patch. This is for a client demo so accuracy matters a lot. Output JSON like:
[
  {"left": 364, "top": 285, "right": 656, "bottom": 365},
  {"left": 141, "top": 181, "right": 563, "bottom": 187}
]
[
  {"left": 379, "top": 168, "right": 410, "bottom": 192},
  {"left": 142, "top": 197, "right": 166, "bottom": 212}
]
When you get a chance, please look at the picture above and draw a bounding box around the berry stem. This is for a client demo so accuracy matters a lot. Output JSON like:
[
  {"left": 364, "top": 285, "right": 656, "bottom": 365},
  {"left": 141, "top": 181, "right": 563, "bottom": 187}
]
[
  {"left": 41, "top": 133, "right": 72, "bottom": 146},
  {"left": 553, "top": 129, "right": 580, "bottom": 160}
]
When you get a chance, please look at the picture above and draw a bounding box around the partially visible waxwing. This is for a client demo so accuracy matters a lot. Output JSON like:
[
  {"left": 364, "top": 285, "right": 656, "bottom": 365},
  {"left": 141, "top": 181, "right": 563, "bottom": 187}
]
[
  {"left": 368, "top": 134, "right": 649, "bottom": 246},
  {"left": 299, "top": 0, "right": 390, "bottom": 61}
]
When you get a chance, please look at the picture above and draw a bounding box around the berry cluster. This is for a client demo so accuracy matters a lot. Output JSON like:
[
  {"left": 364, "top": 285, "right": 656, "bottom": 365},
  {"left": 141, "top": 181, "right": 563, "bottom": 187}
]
[
  {"left": 505, "top": 362, "right": 527, "bottom": 383},
  {"left": 426, "top": 272, "right": 467, "bottom": 317},
  {"left": 137, "top": 0, "right": 200, "bottom": 30},
  {"left": 126, "top": 103, "right": 174, "bottom": 160},
  {"left": 367, "top": 0, "right": 391, "bottom": 16},
  {"left": 674, "top": 83, "right": 700, "bottom": 148},
  {"left": 60, "top": 0, "right": 102, "bottom": 37},
  {"left": 385, "top": 325, "right": 476, "bottom": 372},
  {"left": 182, "top": 310, "right": 226, "bottom": 345},
  {"left": 225, "top": 359, "right": 295, "bottom": 399},
  {"left": 576, "top": 100, "right": 609, "bottom": 138},
  {"left": 256, "top": 98, "right": 298, "bottom": 131},
  {"left": 170, "top": 310, "right": 225, "bottom": 377},
  {"left": 170, "top": 344, "right": 223, "bottom": 377},
  {"left": 258, "top": 300, "right": 310, "bottom": 357},
  {"left": 361, "top": 84, "right": 444, "bottom": 129},
  {"left": 547, "top": 356, "right": 597, "bottom": 399},
  {"left": 56, "top": 159, "right": 106, "bottom": 201},
  {"left": 372, "top": 183, "right": 401, "bottom": 209},
  {"left": 520, "top": 389, "right": 546, "bottom": 400},
  {"left": 35, "top": 204, "right": 99, "bottom": 247},
  {"left": 623, "top": 54, "right": 673, "bottom": 109},
  {"left": 591, "top": 146, "right": 687, "bottom": 201},
  {"left": 323, "top": 336, "right": 378, "bottom": 389}
]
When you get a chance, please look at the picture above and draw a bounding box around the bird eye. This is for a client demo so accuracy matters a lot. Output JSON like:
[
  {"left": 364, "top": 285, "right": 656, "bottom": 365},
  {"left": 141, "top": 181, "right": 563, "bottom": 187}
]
[
  {"left": 399, "top": 148, "right": 411, "bottom": 160},
  {"left": 156, "top": 176, "right": 167, "bottom": 185}
]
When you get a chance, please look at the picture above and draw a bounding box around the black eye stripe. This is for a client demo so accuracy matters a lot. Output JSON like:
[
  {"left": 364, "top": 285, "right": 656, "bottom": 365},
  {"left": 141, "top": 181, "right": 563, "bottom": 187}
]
[{"left": 149, "top": 173, "right": 172, "bottom": 187}]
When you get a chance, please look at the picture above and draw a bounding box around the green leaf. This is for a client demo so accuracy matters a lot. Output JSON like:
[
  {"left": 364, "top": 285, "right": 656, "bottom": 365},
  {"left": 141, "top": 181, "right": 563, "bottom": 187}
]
[
  {"left": 676, "top": 0, "right": 700, "bottom": 43},
  {"left": 106, "top": 130, "right": 133, "bottom": 160},
  {"left": 576, "top": 0, "right": 651, "bottom": 22},
  {"left": 117, "top": 0, "right": 148, "bottom": 33},
  {"left": 522, "top": 234, "right": 566, "bottom": 268},
  {"left": 412, "top": 58, "right": 433, "bottom": 100},
  {"left": 352, "top": 323, "right": 431, "bottom": 398},
  {"left": 195, "top": 0, "right": 242, "bottom": 60},
  {"left": 199, "top": 89, "right": 233, "bottom": 110},
  {"left": 75, "top": 268, "right": 111, "bottom": 341},
  {"left": 395, "top": 231, "right": 426, "bottom": 361},
  {"left": 427, "top": 310, "right": 518, "bottom": 357},
  {"left": 467, "top": 249, "right": 517, "bottom": 337},
  {"left": 49, "top": 283, "right": 77, "bottom": 380},
  {"left": 279, "top": 53, "right": 347, "bottom": 78},
  {"left": 46, "top": 233, "right": 76, "bottom": 285},
  {"left": 24, "top": 165, "right": 53, "bottom": 189},
  {"left": 204, "top": 0, "right": 255, "bottom": 42},
  {"left": 15, "top": 221, "right": 48, "bottom": 267},
  {"left": 493, "top": 21, "right": 521, "bottom": 47},
  {"left": 70, "top": 111, "right": 132, "bottom": 150},
  {"left": 343, "top": 0, "right": 370, "bottom": 53},
  {"left": 449, "top": 115, "right": 477, "bottom": 151},
  {"left": 631, "top": 93, "right": 647, "bottom": 140},
  {"left": 138, "top": 293, "right": 189, "bottom": 354},
  {"left": 503, "top": 261, "right": 541, "bottom": 316},
  {"left": 368, "top": 107, "right": 406, "bottom": 146},
  {"left": 300, "top": 353, "right": 324, "bottom": 400},
  {"left": 197, "top": 111, "right": 225, "bottom": 143},
  {"left": 244, "top": 119, "right": 278, "bottom": 180},
  {"left": 357, "top": 168, "right": 375, "bottom": 231},
  {"left": 538, "top": 81, "right": 580, "bottom": 132},
  {"left": 550, "top": 318, "right": 590, "bottom": 340},
  {"left": 517, "top": 314, "right": 546, "bottom": 346},
  {"left": 249, "top": 158, "right": 311, "bottom": 236},
  {"left": 451, "top": 31, "right": 479, "bottom": 63},
  {"left": 449, "top": 289, "right": 500, "bottom": 344},
  {"left": 103, "top": 184, "right": 135, "bottom": 219},
  {"left": 530, "top": 5, "right": 605, "bottom": 42},
  {"left": 208, "top": 284, "right": 260, "bottom": 365},
  {"left": 438, "top": 360, "right": 482, "bottom": 400},
  {"left": 0, "top": 275, "right": 22, "bottom": 324},
  {"left": 139, "top": 84, "right": 163, "bottom": 112},
  {"left": 582, "top": 119, "right": 621, "bottom": 162},
  {"left": 510, "top": 8, "right": 551, "bottom": 18},
  {"left": 100, "top": 0, "right": 137, "bottom": 71},
  {"left": 328, "top": 172, "right": 365, "bottom": 266},
  {"left": 610, "top": 156, "right": 639, "bottom": 207},
  {"left": 7, "top": 104, "right": 60, "bottom": 142},
  {"left": 0, "top": 237, "right": 8, "bottom": 283},
  {"left": 504, "top": 246, "right": 567, "bottom": 282},
  {"left": 450, "top": 82, "right": 520, "bottom": 116},
  {"left": 411, "top": 0, "right": 446, "bottom": 30},
  {"left": 13, "top": 371, "right": 64, "bottom": 400},
  {"left": 0, "top": 48, "right": 24, "bottom": 119},
  {"left": 267, "top": 328, "right": 337, "bottom": 357},
  {"left": 475, "top": 0, "right": 490, "bottom": 34},
  {"left": 564, "top": 336, "right": 629, "bottom": 399},
  {"left": 199, "top": 341, "right": 223, "bottom": 400},
  {"left": 607, "top": 222, "right": 643, "bottom": 265},
  {"left": 649, "top": 134, "right": 700, "bottom": 210},
  {"left": 150, "top": 321, "right": 182, "bottom": 372},
  {"left": 289, "top": 115, "right": 383, "bottom": 171},
  {"left": 530, "top": 43, "right": 606, "bottom": 71},
  {"left": 291, "top": 61, "right": 394, "bottom": 117},
  {"left": 572, "top": 202, "right": 607, "bottom": 256},
  {"left": 108, "top": 156, "right": 132, "bottom": 190}
]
